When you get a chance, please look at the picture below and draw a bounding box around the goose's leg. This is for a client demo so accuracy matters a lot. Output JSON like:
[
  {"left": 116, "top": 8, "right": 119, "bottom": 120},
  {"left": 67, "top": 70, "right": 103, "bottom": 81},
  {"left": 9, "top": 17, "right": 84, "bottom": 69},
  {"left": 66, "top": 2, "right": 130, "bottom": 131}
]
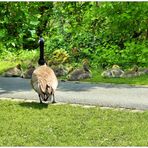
[
  {"left": 44, "top": 95, "right": 49, "bottom": 101},
  {"left": 52, "top": 94, "right": 56, "bottom": 103},
  {"left": 38, "top": 94, "right": 42, "bottom": 104}
]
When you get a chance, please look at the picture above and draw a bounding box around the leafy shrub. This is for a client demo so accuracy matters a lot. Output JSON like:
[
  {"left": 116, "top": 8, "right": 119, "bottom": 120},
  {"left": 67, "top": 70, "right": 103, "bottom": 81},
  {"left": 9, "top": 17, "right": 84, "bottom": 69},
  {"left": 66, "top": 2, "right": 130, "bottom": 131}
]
[
  {"left": 1, "top": 2, "right": 148, "bottom": 69},
  {"left": 121, "top": 42, "right": 148, "bottom": 67},
  {"left": 48, "top": 49, "right": 70, "bottom": 65},
  {"left": 16, "top": 49, "right": 38, "bottom": 61},
  {"left": 92, "top": 45, "right": 121, "bottom": 68}
]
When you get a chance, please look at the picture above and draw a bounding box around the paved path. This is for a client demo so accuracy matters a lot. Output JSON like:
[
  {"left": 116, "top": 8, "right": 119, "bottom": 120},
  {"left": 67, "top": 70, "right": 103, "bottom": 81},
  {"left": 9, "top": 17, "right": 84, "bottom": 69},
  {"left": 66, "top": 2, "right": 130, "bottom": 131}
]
[{"left": 0, "top": 76, "right": 148, "bottom": 110}]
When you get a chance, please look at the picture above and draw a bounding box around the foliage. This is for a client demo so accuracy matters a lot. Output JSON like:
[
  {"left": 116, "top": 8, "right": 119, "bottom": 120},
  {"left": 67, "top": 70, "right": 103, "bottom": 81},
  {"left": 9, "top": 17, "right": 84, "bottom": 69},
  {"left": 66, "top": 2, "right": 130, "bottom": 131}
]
[
  {"left": 48, "top": 49, "right": 70, "bottom": 65},
  {"left": 0, "top": 49, "right": 38, "bottom": 63},
  {"left": 0, "top": 61, "right": 18, "bottom": 75},
  {"left": 0, "top": 100, "right": 148, "bottom": 146},
  {"left": 0, "top": 2, "right": 148, "bottom": 68}
]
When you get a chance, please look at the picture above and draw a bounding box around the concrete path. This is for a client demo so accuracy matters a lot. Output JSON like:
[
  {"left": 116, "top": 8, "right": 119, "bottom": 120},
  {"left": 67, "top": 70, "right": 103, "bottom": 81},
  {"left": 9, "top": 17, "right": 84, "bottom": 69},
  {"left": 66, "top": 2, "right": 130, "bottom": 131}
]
[{"left": 0, "top": 76, "right": 148, "bottom": 110}]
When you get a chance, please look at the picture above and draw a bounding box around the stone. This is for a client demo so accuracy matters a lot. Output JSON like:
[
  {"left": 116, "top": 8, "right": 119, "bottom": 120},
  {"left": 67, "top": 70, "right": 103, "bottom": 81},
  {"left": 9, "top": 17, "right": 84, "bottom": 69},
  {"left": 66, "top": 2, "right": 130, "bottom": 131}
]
[{"left": 3, "top": 64, "right": 22, "bottom": 77}]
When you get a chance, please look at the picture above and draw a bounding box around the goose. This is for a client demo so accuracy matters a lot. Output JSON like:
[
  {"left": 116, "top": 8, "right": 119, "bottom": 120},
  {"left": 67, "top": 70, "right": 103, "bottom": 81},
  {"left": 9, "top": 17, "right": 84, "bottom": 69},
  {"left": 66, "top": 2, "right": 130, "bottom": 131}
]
[
  {"left": 110, "top": 65, "right": 124, "bottom": 78},
  {"left": 121, "top": 65, "right": 139, "bottom": 78},
  {"left": 68, "top": 63, "right": 91, "bottom": 81},
  {"left": 101, "top": 65, "right": 124, "bottom": 78},
  {"left": 31, "top": 38, "right": 58, "bottom": 103}
]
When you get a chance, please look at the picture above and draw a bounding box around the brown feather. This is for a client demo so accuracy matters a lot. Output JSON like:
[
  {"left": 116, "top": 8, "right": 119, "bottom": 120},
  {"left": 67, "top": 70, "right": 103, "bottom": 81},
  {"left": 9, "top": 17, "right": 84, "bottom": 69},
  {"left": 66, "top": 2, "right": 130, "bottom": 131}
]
[{"left": 31, "top": 64, "right": 58, "bottom": 103}]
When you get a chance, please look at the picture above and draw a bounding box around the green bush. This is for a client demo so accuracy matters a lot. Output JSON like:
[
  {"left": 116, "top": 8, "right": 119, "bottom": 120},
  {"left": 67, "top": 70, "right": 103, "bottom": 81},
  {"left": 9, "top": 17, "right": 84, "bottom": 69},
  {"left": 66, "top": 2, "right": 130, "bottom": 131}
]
[{"left": 48, "top": 49, "right": 70, "bottom": 65}]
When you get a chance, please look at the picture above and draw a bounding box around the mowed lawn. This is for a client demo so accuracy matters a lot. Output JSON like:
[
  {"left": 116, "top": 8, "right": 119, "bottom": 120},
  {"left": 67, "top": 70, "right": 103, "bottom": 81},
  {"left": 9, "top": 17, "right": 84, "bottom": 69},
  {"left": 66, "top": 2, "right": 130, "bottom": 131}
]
[{"left": 0, "top": 100, "right": 147, "bottom": 146}]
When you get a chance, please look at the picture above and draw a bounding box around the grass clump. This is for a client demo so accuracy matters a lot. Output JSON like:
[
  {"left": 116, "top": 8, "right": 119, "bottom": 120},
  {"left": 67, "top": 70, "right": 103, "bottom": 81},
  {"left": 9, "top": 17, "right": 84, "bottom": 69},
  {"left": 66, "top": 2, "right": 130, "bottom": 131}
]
[{"left": 0, "top": 100, "right": 147, "bottom": 146}]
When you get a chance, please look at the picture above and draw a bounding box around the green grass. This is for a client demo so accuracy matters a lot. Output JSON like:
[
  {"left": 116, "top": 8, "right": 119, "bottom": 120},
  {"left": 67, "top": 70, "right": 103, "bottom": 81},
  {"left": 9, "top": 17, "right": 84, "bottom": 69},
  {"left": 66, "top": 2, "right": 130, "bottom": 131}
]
[
  {"left": 0, "top": 61, "right": 18, "bottom": 75},
  {"left": 0, "top": 50, "right": 38, "bottom": 75},
  {"left": 86, "top": 69, "right": 148, "bottom": 85},
  {"left": 0, "top": 100, "right": 147, "bottom": 146}
]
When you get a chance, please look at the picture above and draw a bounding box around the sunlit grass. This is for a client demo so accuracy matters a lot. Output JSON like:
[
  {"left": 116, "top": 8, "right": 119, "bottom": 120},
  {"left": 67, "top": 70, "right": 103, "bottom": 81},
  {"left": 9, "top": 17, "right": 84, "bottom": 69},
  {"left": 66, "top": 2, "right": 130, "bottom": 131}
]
[
  {"left": 84, "top": 69, "right": 148, "bottom": 86},
  {"left": 0, "top": 50, "right": 38, "bottom": 74},
  {"left": 0, "top": 100, "right": 147, "bottom": 146},
  {"left": 0, "top": 61, "right": 18, "bottom": 75}
]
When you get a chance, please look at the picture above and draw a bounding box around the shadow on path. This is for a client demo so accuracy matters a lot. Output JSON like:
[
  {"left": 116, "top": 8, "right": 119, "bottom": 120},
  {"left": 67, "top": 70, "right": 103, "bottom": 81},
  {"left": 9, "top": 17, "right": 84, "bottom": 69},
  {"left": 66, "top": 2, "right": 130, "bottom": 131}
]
[
  {"left": 0, "top": 76, "right": 31, "bottom": 94},
  {"left": 57, "top": 81, "right": 148, "bottom": 92},
  {"left": 0, "top": 76, "right": 147, "bottom": 95}
]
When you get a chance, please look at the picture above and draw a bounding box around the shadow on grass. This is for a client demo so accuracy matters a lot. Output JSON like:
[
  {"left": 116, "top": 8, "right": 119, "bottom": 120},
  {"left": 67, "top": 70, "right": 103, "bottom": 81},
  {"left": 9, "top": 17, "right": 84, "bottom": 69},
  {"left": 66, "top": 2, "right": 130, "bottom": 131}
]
[{"left": 19, "top": 101, "right": 49, "bottom": 110}]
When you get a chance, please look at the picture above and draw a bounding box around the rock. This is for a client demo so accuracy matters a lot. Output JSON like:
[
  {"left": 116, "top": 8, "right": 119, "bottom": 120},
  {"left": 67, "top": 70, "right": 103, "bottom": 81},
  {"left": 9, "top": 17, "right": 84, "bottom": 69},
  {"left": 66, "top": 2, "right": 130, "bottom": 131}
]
[{"left": 3, "top": 64, "right": 22, "bottom": 77}]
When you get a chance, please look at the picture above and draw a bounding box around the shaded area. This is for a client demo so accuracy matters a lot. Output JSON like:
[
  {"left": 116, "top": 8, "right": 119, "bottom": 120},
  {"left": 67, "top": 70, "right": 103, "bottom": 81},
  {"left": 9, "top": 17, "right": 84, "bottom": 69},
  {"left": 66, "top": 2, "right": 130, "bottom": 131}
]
[
  {"left": 57, "top": 81, "right": 148, "bottom": 92},
  {"left": 19, "top": 101, "right": 48, "bottom": 109},
  {"left": 0, "top": 76, "right": 31, "bottom": 94},
  {"left": 0, "top": 76, "right": 147, "bottom": 95}
]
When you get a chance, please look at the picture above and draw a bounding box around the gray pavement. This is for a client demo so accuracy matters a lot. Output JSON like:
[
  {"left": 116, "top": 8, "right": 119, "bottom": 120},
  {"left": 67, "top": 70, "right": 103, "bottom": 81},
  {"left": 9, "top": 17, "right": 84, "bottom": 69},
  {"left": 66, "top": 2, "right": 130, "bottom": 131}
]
[{"left": 0, "top": 76, "right": 148, "bottom": 110}]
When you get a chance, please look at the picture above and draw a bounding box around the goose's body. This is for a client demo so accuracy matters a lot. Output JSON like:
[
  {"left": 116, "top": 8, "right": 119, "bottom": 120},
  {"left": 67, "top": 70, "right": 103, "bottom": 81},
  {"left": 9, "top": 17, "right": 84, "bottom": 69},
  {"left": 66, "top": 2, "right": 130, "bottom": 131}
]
[
  {"left": 68, "top": 63, "right": 91, "bottom": 81},
  {"left": 31, "top": 64, "right": 58, "bottom": 103},
  {"left": 101, "top": 65, "right": 124, "bottom": 78},
  {"left": 31, "top": 38, "right": 58, "bottom": 103},
  {"left": 121, "top": 65, "right": 139, "bottom": 78}
]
